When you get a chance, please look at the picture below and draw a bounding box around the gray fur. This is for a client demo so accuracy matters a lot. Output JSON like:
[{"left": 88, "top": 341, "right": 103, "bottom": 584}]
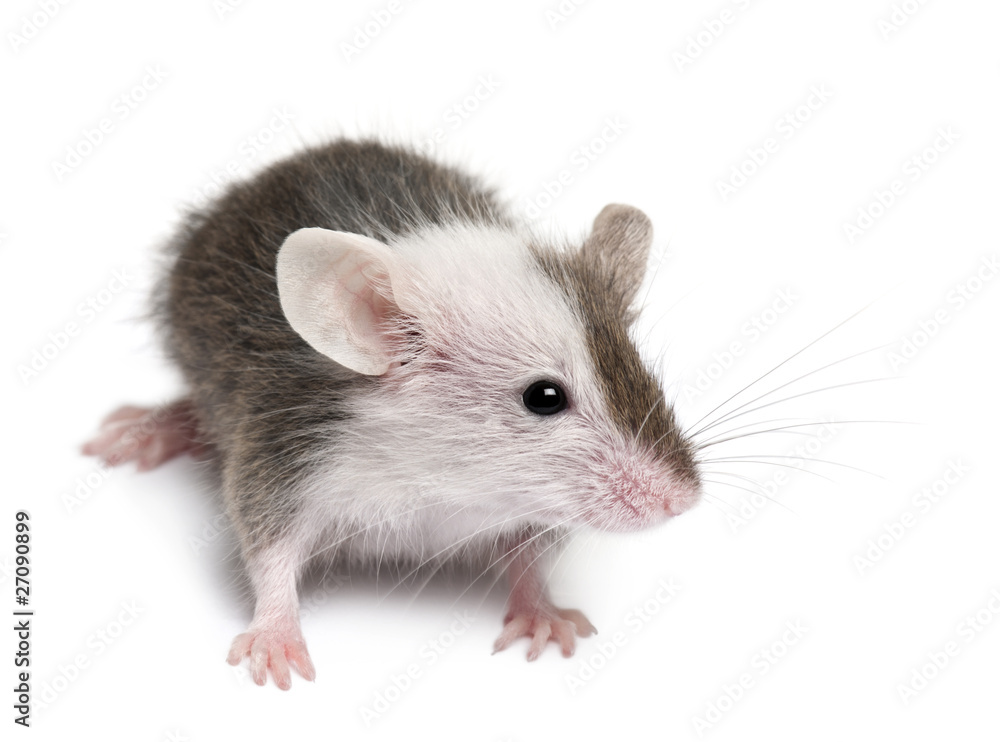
[
  {"left": 155, "top": 138, "right": 698, "bottom": 559},
  {"left": 157, "top": 140, "right": 510, "bottom": 552}
]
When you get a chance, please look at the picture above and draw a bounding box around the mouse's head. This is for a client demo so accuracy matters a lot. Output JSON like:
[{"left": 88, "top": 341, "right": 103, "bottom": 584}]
[{"left": 276, "top": 204, "right": 700, "bottom": 533}]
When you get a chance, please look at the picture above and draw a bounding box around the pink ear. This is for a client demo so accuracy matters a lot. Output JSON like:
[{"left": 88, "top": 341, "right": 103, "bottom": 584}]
[{"left": 276, "top": 228, "right": 402, "bottom": 376}]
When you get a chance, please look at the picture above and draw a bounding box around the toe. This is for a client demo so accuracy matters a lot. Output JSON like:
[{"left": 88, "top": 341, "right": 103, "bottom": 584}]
[
  {"left": 270, "top": 646, "right": 292, "bottom": 691},
  {"left": 559, "top": 608, "right": 597, "bottom": 637},
  {"left": 227, "top": 633, "right": 252, "bottom": 666},
  {"left": 249, "top": 643, "right": 268, "bottom": 686},
  {"left": 493, "top": 615, "right": 530, "bottom": 654},
  {"left": 287, "top": 642, "right": 316, "bottom": 682},
  {"left": 81, "top": 424, "right": 132, "bottom": 458},
  {"left": 100, "top": 406, "right": 146, "bottom": 426},
  {"left": 526, "top": 621, "right": 552, "bottom": 661},
  {"left": 136, "top": 434, "right": 173, "bottom": 471},
  {"left": 551, "top": 620, "right": 577, "bottom": 657}
]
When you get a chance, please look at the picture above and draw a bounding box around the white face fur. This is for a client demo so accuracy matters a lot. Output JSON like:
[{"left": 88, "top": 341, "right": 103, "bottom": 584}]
[{"left": 276, "top": 217, "right": 701, "bottom": 561}]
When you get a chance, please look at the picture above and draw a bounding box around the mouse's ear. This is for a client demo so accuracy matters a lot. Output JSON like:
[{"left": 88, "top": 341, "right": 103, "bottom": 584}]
[
  {"left": 580, "top": 204, "right": 653, "bottom": 312},
  {"left": 276, "top": 227, "right": 405, "bottom": 376}
]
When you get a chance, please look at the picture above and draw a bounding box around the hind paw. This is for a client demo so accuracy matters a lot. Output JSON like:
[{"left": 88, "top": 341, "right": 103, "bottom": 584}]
[{"left": 81, "top": 400, "right": 208, "bottom": 471}]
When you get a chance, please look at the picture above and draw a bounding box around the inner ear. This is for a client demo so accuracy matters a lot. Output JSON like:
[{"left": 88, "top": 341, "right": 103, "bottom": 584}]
[
  {"left": 581, "top": 203, "right": 653, "bottom": 313},
  {"left": 276, "top": 227, "right": 405, "bottom": 376}
]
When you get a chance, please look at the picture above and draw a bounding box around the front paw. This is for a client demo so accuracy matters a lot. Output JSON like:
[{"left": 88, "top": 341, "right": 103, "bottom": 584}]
[
  {"left": 493, "top": 604, "right": 596, "bottom": 661},
  {"left": 227, "top": 622, "right": 316, "bottom": 690}
]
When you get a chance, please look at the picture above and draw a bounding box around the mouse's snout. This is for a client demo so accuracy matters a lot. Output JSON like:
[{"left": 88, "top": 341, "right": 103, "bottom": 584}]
[{"left": 585, "top": 445, "right": 701, "bottom": 532}]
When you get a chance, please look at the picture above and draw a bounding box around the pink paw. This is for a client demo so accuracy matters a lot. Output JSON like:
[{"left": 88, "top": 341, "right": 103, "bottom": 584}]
[
  {"left": 493, "top": 604, "right": 597, "bottom": 661},
  {"left": 227, "top": 624, "right": 316, "bottom": 690},
  {"left": 81, "top": 400, "right": 208, "bottom": 471}
]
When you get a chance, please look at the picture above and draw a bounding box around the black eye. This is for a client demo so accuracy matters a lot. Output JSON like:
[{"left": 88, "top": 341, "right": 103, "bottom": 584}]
[{"left": 522, "top": 380, "right": 568, "bottom": 415}]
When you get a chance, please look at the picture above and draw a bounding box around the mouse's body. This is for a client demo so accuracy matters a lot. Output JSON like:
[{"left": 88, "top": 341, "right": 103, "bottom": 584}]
[{"left": 83, "top": 139, "right": 702, "bottom": 688}]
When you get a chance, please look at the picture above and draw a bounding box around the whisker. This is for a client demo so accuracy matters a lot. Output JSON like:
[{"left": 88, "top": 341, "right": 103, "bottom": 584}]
[
  {"left": 696, "top": 419, "right": 916, "bottom": 450},
  {"left": 690, "top": 342, "right": 892, "bottom": 439},
  {"left": 450, "top": 524, "right": 573, "bottom": 614},
  {"left": 699, "top": 458, "right": 836, "bottom": 483},
  {"left": 700, "top": 479, "right": 794, "bottom": 511},
  {"left": 692, "top": 377, "right": 896, "bottom": 439},
  {"left": 634, "top": 391, "right": 663, "bottom": 443},
  {"left": 699, "top": 468, "right": 770, "bottom": 490},
  {"left": 696, "top": 490, "right": 744, "bottom": 514},
  {"left": 702, "top": 454, "right": 882, "bottom": 478},
  {"left": 376, "top": 501, "right": 569, "bottom": 604},
  {"left": 686, "top": 303, "right": 883, "bottom": 437}
]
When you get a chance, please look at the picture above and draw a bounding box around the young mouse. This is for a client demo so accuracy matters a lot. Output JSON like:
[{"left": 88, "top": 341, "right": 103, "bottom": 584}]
[{"left": 82, "top": 138, "right": 702, "bottom": 689}]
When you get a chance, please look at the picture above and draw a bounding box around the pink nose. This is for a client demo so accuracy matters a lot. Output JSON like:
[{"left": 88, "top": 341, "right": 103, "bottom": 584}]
[
  {"left": 664, "top": 482, "right": 701, "bottom": 517},
  {"left": 598, "top": 454, "right": 702, "bottom": 531}
]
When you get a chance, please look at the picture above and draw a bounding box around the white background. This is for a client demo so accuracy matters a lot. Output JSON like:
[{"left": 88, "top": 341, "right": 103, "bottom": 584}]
[{"left": 3, "top": 0, "right": 999, "bottom": 739}]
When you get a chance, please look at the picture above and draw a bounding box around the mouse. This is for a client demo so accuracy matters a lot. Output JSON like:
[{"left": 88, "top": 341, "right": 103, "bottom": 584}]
[{"left": 82, "top": 138, "right": 703, "bottom": 689}]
